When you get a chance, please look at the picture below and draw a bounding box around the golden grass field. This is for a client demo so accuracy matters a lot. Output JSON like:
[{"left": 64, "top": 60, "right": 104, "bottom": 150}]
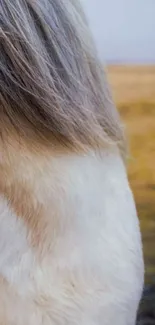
[{"left": 107, "top": 65, "right": 155, "bottom": 284}]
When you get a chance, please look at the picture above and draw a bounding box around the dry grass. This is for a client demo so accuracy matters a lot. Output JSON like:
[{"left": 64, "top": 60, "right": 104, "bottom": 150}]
[
  {"left": 107, "top": 65, "right": 155, "bottom": 283},
  {"left": 107, "top": 65, "right": 155, "bottom": 104}
]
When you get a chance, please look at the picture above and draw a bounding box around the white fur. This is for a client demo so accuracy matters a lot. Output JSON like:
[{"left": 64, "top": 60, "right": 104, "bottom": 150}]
[
  {"left": 0, "top": 198, "right": 34, "bottom": 292},
  {"left": 0, "top": 150, "right": 144, "bottom": 325}
]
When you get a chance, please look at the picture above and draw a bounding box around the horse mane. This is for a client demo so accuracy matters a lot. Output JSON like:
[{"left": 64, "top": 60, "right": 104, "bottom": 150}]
[{"left": 0, "top": 0, "right": 126, "bottom": 155}]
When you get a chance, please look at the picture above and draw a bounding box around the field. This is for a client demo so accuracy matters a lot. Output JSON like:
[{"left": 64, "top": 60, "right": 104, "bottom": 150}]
[{"left": 107, "top": 66, "right": 155, "bottom": 284}]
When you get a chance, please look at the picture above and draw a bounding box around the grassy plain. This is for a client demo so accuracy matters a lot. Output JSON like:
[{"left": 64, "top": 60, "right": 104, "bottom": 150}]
[{"left": 107, "top": 65, "right": 155, "bottom": 283}]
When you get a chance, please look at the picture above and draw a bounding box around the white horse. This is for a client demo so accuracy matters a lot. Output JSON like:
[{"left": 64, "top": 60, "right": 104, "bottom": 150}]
[{"left": 0, "top": 0, "right": 144, "bottom": 324}]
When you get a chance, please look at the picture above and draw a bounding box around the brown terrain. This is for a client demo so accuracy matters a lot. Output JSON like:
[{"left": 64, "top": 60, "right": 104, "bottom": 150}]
[{"left": 107, "top": 65, "right": 155, "bottom": 284}]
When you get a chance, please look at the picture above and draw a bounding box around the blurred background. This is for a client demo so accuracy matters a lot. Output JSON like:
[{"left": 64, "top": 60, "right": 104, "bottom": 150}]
[{"left": 81, "top": 0, "right": 155, "bottom": 322}]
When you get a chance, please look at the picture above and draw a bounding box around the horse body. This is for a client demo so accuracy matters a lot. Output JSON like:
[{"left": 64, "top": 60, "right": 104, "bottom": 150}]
[
  {"left": 0, "top": 148, "right": 143, "bottom": 325},
  {"left": 0, "top": 0, "right": 144, "bottom": 323}
]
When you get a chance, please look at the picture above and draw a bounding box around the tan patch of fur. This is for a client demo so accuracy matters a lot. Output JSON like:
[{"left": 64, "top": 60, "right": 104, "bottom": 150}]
[
  {"left": 0, "top": 134, "right": 62, "bottom": 252},
  {"left": 0, "top": 182, "right": 45, "bottom": 249}
]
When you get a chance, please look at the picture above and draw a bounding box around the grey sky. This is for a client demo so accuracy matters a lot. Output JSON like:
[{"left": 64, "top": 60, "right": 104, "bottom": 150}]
[{"left": 81, "top": 0, "right": 155, "bottom": 63}]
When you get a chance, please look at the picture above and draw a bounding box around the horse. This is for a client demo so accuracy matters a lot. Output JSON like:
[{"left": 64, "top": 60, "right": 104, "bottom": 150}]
[{"left": 0, "top": 0, "right": 144, "bottom": 324}]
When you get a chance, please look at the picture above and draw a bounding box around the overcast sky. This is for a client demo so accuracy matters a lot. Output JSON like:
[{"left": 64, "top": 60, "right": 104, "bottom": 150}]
[{"left": 81, "top": 0, "right": 155, "bottom": 63}]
